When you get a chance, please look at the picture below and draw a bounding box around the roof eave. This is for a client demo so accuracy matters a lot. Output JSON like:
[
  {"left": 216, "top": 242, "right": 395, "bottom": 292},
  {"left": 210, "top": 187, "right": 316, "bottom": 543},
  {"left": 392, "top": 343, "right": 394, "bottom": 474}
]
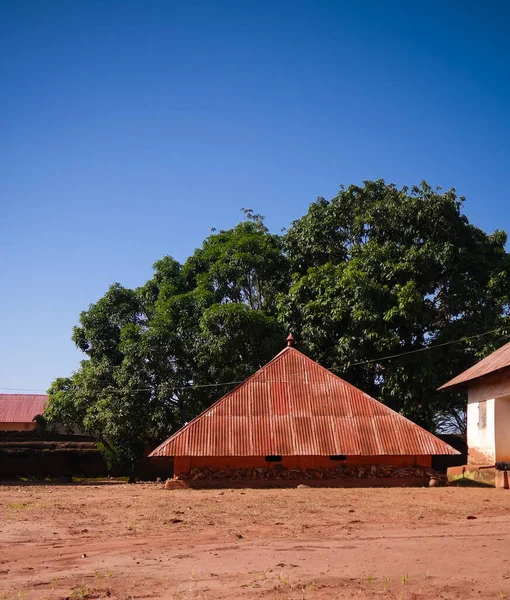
[{"left": 438, "top": 365, "right": 510, "bottom": 392}]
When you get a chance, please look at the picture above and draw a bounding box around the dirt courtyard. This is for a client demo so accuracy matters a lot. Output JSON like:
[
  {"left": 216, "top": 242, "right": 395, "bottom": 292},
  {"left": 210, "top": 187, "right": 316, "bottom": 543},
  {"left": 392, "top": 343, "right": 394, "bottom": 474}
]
[{"left": 1, "top": 482, "right": 509, "bottom": 599}]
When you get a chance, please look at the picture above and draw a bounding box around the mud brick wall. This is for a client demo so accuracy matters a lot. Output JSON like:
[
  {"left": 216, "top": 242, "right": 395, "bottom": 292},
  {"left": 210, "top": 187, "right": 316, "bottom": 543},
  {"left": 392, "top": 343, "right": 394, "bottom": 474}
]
[
  {"left": 0, "top": 441, "right": 174, "bottom": 480},
  {"left": 174, "top": 454, "right": 433, "bottom": 478},
  {"left": 0, "top": 446, "right": 109, "bottom": 479}
]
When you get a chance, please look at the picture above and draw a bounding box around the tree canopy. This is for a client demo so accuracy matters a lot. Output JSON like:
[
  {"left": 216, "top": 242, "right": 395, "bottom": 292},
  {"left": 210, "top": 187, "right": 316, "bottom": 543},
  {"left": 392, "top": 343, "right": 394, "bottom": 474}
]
[
  {"left": 282, "top": 181, "right": 510, "bottom": 427},
  {"left": 45, "top": 182, "right": 510, "bottom": 471}
]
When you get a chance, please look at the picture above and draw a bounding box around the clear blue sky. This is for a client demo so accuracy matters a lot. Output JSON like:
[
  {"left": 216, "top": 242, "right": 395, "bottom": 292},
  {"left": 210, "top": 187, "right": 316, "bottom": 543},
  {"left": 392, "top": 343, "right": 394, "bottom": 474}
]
[{"left": 1, "top": 1, "right": 509, "bottom": 392}]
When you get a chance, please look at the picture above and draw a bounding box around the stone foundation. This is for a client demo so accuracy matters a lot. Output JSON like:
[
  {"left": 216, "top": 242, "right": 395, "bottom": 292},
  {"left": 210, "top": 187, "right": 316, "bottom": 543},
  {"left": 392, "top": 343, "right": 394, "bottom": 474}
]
[
  {"left": 165, "top": 464, "right": 443, "bottom": 489},
  {"left": 183, "top": 464, "right": 439, "bottom": 481}
]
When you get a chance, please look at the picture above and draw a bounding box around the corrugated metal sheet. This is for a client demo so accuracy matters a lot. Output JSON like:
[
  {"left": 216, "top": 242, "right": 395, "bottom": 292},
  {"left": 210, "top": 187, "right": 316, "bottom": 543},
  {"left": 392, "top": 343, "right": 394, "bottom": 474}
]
[
  {"left": 439, "top": 341, "right": 510, "bottom": 390},
  {"left": 151, "top": 347, "right": 458, "bottom": 458},
  {"left": 0, "top": 394, "right": 48, "bottom": 423}
]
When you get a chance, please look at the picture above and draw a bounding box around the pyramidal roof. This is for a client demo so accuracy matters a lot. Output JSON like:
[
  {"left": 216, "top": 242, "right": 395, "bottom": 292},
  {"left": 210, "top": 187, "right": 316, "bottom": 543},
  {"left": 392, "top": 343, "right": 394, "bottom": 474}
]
[
  {"left": 439, "top": 341, "right": 510, "bottom": 390},
  {"left": 151, "top": 345, "right": 458, "bottom": 458}
]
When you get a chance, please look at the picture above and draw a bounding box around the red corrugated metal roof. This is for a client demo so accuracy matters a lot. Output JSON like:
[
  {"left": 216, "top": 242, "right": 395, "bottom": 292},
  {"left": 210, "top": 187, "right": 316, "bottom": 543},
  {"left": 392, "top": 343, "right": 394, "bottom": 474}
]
[
  {"left": 0, "top": 394, "right": 48, "bottom": 423},
  {"left": 439, "top": 341, "right": 510, "bottom": 390},
  {"left": 151, "top": 347, "right": 458, "bottom": 457}
]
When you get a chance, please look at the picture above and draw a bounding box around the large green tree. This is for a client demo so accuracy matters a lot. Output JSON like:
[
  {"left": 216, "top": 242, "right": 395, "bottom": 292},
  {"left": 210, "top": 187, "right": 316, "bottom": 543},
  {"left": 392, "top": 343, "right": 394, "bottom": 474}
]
[
  {"left": 45, "top": 214, "right": 287, "bottom": 475},
  {"left": 45, "top": 182, "right": 510, "bottom": 472},
  {"left": 280, "top": 180, "right": 510, "bottom": 426}
]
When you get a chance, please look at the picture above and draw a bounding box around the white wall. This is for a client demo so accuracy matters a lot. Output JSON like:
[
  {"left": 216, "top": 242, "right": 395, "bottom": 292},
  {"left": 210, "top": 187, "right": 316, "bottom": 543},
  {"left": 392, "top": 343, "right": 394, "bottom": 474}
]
[
  {"left": 466, "top": 395, "right": 495, "bottom": 464},
  {"left": 495, "top": 396, "right": 510, "bottom": 462},
  {"left": 467, "top": 371, "right": 510, "bottom": 464}
]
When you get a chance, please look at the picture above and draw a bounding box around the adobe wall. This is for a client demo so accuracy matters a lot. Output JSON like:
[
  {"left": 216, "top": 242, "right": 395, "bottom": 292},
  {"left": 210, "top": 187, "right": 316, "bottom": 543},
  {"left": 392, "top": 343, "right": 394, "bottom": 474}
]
[
  {"left": 0, "top": 422, "right": 36, "bottom": 432},
  {"left": 174, "top": 454, "right": 432, "bottom": 477},
  {"left": 467, "top": 371, "right": 510, "bottom": 464},
  {"left": 0, "top": 447, "right": 108, "bottom": 479},
  {"left": 466, "top": 397, "right": 496, "bottom": 464},
  {"left": 495, "top": 396, "right": 510, "bottom": 462},
  {"left": 468, "top": 371, "right": 510, "bottom": 403}
]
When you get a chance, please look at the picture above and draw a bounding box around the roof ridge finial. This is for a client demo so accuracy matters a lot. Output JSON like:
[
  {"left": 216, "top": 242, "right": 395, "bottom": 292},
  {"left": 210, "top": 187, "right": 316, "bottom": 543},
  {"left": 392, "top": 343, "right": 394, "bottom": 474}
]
[{"left": 286, "top": 333, "right": 295, "bottom": 347}]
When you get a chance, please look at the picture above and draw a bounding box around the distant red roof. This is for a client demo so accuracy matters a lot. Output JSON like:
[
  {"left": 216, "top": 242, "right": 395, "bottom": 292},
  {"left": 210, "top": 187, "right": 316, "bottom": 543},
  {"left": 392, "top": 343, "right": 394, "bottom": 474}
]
[
  {"left": 0, "top": 394, "right": 48, "bottom": 423},
  {"left": 151, "top": 347, "right": 458, "bottom": 458},
  {"left": 439, "top": 341, "right": 510, "bottom": 390}
]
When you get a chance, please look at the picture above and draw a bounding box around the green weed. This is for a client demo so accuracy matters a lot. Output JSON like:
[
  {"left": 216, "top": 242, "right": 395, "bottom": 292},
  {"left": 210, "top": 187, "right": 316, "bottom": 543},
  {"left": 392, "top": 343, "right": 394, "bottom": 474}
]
[
  {"left": 70, "top": 584, "right": 89, "bottom": 599},
  {"left": 7, "top": 503, "right": 28, "bottom": 511}
]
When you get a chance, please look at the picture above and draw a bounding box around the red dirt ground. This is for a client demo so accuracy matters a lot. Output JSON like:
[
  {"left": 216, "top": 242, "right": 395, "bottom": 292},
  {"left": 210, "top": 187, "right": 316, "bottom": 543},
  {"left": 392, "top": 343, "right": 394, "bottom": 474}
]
[{"left": 1, "top": 482, "right": 509, "bottom": 599}]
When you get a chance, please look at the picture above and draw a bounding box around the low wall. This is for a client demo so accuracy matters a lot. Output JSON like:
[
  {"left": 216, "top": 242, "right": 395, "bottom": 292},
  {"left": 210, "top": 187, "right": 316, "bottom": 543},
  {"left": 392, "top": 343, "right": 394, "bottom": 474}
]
[
  {"left": 137, "top": 456, "right": 174, "bottom": 480},
  {"left": 433, "top": 435, "right": 467, "bottom": 472},
  {"left": 174, "top": 454, "right": 432, "bottom": 478},
  {"left": 447, "top": 465, "right": 510, "bottom": 489},
  {"left": 0, "top": 447, "right": 108, "bottom": 479},
  {"left": 0, "top": 434, "right": 174, "bottom": 481}
]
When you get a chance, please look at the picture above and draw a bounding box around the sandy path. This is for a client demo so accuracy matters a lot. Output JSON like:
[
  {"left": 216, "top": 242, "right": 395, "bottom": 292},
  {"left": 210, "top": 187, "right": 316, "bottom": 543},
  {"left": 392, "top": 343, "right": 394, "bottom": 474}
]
[{"left": 1, "top": 483, "right": 509, "bottom": 599}]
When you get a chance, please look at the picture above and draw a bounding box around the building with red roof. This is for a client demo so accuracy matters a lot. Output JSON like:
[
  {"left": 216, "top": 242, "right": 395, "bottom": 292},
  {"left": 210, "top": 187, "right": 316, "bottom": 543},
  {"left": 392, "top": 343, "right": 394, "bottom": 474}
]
[
  {"left": 440, "top": 341, "right": 510, "bottom": 465},
  {"left": 0, "top": 394, "right": 48, "bottom": 431},
  {"left": 152, "top": 335, "right": 458, "bottom": 480}
]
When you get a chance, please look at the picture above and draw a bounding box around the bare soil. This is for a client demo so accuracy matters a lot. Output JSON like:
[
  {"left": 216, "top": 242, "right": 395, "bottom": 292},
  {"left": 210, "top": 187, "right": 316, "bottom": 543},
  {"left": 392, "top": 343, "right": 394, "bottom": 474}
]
[{"left": 1, "top": 482, "right": 509, "bottom": 599}]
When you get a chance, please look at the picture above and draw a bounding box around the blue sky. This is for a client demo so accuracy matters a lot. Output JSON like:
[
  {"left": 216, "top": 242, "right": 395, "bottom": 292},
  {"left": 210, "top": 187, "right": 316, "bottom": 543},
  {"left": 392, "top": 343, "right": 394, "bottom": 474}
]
[{"left": 1, "top": 1, "right": 509, "bottom": 392}]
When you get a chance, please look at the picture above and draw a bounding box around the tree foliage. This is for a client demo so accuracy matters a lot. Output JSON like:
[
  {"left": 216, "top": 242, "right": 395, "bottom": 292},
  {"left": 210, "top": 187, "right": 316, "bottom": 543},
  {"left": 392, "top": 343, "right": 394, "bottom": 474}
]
[
  {"left": 45, "top": 214, "right": 287, "bottom": 474},
  {"left": 45, "top": 182, "right": 510, "bottom": 470},
  {"left": 281, "top": 180, "right": 510, "bottom": 426}
]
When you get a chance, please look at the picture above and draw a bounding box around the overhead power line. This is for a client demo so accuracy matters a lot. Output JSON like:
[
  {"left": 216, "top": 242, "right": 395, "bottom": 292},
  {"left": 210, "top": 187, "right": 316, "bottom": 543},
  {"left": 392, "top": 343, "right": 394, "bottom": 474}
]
[
  {"left": 1, "top": 323, "right": 507, "bottom": 394},
  {"left": 346, "top": 325, "right": 507, "bottom": 368}
]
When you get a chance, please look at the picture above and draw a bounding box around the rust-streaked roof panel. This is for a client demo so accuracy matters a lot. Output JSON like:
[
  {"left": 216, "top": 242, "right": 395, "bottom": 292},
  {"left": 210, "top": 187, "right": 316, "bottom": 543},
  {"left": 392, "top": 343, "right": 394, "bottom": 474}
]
[
  {"left": 439, "top": 341, "right": 510, "bottom": 390},
  {"left": 0, "top": 394, "right": 48, "bottom": 423},
  {"left": 151, "top": 347, "right": 458, "bottom": 458}
]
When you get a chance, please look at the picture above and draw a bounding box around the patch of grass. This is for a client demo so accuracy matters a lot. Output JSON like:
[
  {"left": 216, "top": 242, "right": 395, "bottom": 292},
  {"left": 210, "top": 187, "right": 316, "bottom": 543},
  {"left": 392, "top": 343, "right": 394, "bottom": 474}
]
[
  {"left": 401, "top": 573, "right": 409, "bottom": 585},
  {"left": 250, "top": 570, "right": 271, "bottom": 587},
  {"left": 7, "top": 503, "right": 29, "bottom": 510},
  {"left": 73, "top": 476, "right": 129, "bottom": 483},
  {"left": 70, "top": 584, "right": 89, "bottom": 600}
]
